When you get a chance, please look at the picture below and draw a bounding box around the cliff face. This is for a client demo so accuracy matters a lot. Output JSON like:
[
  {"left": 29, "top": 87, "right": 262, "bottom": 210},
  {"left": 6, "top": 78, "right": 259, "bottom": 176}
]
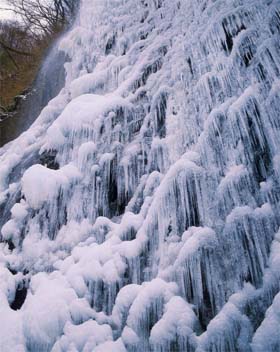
[{"left": 0, "top": 0, "right": 280, "bottom": 351}]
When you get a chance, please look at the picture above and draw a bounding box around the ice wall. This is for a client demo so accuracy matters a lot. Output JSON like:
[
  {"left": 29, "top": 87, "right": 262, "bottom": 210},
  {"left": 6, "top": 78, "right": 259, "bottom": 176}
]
[{"left": 0, "top": 0, "right": 280, "bottom": 351}]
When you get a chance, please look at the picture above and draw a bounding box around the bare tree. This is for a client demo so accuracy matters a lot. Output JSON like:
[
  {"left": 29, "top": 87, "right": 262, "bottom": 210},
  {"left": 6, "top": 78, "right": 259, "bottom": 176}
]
[
  {"left": 3, "top": 0, "right": 78, "bottom": 36},
  {"left": 0, "top": 1, "right": 78, "bottom": 111},
  {"left": 0, "top": 20, "right": 34, "bottom": 70},
  {"left": 0, "top": 19, "right": 37, "bottom": 110}
]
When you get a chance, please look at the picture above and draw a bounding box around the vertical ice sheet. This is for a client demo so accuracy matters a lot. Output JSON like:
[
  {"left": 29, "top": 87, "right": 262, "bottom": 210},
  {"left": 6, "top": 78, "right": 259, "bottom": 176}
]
[{"left": 0, "top": 0, "right": 280, "bottom": 351}]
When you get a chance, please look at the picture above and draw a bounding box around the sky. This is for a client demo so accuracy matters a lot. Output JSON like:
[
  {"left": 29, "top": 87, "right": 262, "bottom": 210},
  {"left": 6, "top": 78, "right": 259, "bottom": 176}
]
[
  {"left": 0, "top": 0, "right": 15, "bottom": 21},
  {"left": 0, "top": 0, "right": 52, "bottom": 21}
]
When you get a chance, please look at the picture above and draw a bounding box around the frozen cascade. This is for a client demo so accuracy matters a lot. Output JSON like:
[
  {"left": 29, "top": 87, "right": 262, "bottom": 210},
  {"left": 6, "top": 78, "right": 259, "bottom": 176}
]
[{"left": 0, "top": 0, "right": 280, "bottom": 350}]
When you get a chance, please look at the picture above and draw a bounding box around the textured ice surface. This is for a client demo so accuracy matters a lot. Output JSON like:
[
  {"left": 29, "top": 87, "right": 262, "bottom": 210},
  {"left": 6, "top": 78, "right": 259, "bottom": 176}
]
[{"left": 1, "top": 0, "right": 280, "bottom": 351}]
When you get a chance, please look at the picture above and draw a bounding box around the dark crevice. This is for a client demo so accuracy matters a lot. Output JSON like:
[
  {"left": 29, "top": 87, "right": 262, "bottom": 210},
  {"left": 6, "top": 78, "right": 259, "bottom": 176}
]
[
  {"left": 187, "top": 57, "right": 193, "bottom": 75},
  {"left": 7, "top": 239, "right": 15, "bottom": 251},
  {"left": 39, "top": 150, "right": 59, "bottom": 170},
  {"left": 10, "top": 285, "right": 28, "bottom": 310},
  {"left": 155, "top": 92, "right": 167, "bottom": 138},
  {"left": 221, "top": 19, "right": 246, "bottom": 54},
  {"left": 105, "top": 34, "right": 116, "bottom": 55}
]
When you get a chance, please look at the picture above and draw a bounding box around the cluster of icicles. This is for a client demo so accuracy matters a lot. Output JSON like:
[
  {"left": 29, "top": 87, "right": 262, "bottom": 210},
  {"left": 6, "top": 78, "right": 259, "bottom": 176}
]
[{"left": 1, "top": 0, "right": 280, "bottom": 351}]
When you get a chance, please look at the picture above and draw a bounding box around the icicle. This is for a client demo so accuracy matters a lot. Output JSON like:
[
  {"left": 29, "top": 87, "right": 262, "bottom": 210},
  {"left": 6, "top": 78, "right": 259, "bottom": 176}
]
[{"left": 0, "top": 0, "right": 280, "bottom": 350}]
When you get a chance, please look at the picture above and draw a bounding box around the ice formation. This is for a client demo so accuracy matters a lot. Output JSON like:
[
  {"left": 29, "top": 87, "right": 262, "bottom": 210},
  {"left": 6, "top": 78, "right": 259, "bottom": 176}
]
[{"left": 1, "top": 0, "right": 280, "bottom": 350}]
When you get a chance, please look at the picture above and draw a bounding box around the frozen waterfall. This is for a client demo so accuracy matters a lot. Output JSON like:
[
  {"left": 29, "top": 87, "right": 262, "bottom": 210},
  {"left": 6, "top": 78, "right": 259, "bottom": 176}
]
[{"left": 1, "top": 0, "right": 280, "bottom": 351}]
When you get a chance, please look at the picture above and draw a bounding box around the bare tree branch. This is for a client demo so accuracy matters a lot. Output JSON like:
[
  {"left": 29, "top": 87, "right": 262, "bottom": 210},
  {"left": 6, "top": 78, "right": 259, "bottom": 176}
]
[{"left": 6, "top": 0, "right": 78, "bottom": 35}]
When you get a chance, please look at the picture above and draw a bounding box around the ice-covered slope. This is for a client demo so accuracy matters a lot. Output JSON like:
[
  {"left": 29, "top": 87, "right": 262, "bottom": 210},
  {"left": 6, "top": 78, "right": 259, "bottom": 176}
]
[{"left": 1, "top": 0, "right": 280, "bottom": 350}]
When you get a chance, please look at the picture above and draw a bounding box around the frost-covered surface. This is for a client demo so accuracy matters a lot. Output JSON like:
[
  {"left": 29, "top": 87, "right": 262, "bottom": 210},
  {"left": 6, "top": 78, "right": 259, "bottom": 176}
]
[{"left": 1, "top": 0, "right": 280, "bottom": 350}]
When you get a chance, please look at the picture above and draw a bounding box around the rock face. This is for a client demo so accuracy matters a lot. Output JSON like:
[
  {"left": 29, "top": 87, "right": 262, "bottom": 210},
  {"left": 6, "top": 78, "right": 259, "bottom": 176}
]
[
  {"left": 0, "top": 45, "right": 66, "bottom": 147},
  {"left": 0, "top": 0, "right": 280, "bottom": 351}
]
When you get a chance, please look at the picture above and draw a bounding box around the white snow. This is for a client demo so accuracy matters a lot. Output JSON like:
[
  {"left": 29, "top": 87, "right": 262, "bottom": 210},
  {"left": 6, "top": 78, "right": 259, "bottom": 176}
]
[{"left": 0, "top": 0, "right": 280, "bottom": 351}]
